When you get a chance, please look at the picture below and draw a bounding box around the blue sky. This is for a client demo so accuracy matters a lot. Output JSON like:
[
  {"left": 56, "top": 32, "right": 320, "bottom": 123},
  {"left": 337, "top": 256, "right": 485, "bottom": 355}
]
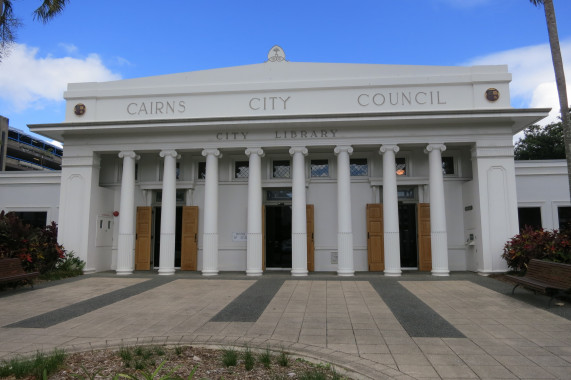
[{"left": 1, "top": 0, "right": 570, "bottom": 145}]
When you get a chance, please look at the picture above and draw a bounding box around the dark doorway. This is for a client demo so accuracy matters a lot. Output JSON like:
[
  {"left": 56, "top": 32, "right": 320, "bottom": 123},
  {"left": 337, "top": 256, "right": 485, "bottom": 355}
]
[
  {"left": 265, "top": 205, "right": 292, "bottom": 268},
  {"left": 153, "top": 206, "right": 183, "bottom": 268},
  {"left": 518, "top": 207, "right": 542, "bottom": 231},
  {"left": 399, "top": 203, "right": 418, "bottom": 268}
]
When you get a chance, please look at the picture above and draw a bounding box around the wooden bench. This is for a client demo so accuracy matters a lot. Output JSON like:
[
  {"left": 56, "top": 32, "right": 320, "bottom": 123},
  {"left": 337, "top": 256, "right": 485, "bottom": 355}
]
[
  {"left": 0, "top": 258, "right": 39, "bottom": 288},
  {"left": 505, "top": 259, "right": 571, "bottom": 307}
]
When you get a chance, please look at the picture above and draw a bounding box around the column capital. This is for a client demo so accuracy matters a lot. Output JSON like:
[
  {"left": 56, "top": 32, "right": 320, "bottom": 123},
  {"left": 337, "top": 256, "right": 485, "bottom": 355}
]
[
  {"left": 334, "top": 145, "right": 353, "bottom": 156},
  {"left": 379, "top": 145, "right": 399, "bottom": 154},
  {"left": 425, "top": 143, "right": 446, "bottom": 154},
  {"left": 159, "top": 150, "right": 180, "bottom": 159},
  {"left": 202, "top": 148, "right": 222, "bottom": 158},
  {"left": 118, "top": 151, "right": 140, "bottom": 160},
  {"left": 289, "top": 146, "right": 308, "bottom": 156},
  {"left": 245, "top": 147, "right": 265, "bottom": 157}
]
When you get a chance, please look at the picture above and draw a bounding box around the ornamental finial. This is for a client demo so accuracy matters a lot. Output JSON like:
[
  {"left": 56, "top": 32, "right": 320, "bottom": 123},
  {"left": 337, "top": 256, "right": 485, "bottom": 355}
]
[{"left": 267, "top": 45, "right": 287, "bottom": 62}]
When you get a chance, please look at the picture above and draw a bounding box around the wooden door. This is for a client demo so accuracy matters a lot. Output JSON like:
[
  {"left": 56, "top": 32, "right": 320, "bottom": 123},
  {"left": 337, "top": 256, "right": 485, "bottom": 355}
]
[
  {"left": 418, "top": 203, "right": 432, "bottom": 271},
  {"left": 181, "top": 206, "right": 198, "bottom": 271},
  {"left": 367, "top": 204, "right": 384, "bottom": 271},
  {"left": 306, "top": 204, "right": 315, "bottom": 272},
  {"left": 135, "top": 206, "right": 152, "bottom": 270}
]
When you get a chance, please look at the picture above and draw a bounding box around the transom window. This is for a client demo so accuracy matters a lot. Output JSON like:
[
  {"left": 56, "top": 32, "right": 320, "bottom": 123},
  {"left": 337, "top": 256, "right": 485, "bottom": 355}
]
[
  {"left": 272, "top": 160, "right": 291, "bottom": 178},
  {"left": 235, "top": 161, "right": 249, "bottom": 178},
  {"left": 311, "top": 159, "right": 329, "bottom": 177},
  {"left": 198, "top": 162, "right": 206, "bottom": 179},
  {"left": 396, "top": 157, "right": 407, "bottom": 176},
  {"left": 442, "top": 156, "right": 454, "bottom": 175},
  {"left": 350, "top": 158, "right": 368, "bottom": 176}
]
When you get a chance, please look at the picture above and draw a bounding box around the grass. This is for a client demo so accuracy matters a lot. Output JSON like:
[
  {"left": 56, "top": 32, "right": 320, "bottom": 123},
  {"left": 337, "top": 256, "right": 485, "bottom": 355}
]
[
  {"left": 277, "top": 349, "right": 290, "bottom": 367},
  {"left": 258, "top": 346, "right": 272, "bottom": 368},
  {"left": 0, "top": 348, "right": 66, "bottom": 379},
  {"left": 243, "top": 346, "right": 255, "bottom": 371},
  {"left": 220, "top": 347, "right": 238, "bottom": 367}
]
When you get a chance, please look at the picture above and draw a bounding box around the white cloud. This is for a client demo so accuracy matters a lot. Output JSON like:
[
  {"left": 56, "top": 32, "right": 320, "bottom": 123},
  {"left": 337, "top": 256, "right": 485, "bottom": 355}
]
[
  {"left": 467, "top": 39, "right": 571, "bottom": 125},
  {"left": 0, "top": 43, "right": 121, "bottom": 112}
]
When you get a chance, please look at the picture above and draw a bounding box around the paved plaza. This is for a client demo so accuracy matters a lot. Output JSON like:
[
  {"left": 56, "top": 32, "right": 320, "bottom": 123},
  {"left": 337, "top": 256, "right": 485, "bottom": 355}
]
[{"left": 0, "top": 272, "right": 570, "bottom": 379}]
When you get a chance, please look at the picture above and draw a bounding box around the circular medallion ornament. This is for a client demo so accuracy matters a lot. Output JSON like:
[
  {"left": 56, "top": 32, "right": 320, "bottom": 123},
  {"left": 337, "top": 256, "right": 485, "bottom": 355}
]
[
  {"left": 485, "top": 88, "right": 500, "bottom": 102},
  {"left": 74, "top": 103, "right": 86, "bottom": 116}
]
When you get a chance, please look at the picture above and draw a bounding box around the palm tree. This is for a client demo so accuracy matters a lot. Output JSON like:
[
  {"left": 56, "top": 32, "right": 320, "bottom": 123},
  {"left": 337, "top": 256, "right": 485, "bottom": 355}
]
[
  {"left": 1, "top": 0, "right": 69, "bottom": 61},
  {"left": 529, "top": 0, "right": 570, "bottom": 199}
]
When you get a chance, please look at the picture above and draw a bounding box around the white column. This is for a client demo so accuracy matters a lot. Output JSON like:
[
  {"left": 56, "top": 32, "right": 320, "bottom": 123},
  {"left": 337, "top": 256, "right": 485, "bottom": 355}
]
[
  {"left": 202, "top": 148, "right": 222, "bottom": 276},
  {"left": 116, "top": 151, "right": 139, "bottom": 275},
  {"left": 289, "top": 147, "right": 308, "bottom": 276},
  {"left": 425, "top": 144, "right": 449, "bottom": 276},
  {"left": 334, "top": 145, "right": 354, "bottom": 276},
  {"left": 380, "top": 145, "right": 401, "bottom": 276},
  {"left": 158, "top": 150, "right": 179, "bottom": 275},
  {"left": 246, "top": 147, "right": 264, "bottom": 276}
]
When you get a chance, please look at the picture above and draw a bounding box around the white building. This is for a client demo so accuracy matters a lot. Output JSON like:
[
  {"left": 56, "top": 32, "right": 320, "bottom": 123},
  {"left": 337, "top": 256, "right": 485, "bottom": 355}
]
[{"left": 2, "top": 47, "right": 563, "bottom": 276}]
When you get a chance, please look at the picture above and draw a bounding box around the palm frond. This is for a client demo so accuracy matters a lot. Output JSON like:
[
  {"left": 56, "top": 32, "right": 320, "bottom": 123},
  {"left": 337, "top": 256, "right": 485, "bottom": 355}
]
[
  {"left": 529, "top": 0, "right": 544, "bottom": 6},
  {"left": 33, "top": 0, "right": 69, "bottom": 23}
]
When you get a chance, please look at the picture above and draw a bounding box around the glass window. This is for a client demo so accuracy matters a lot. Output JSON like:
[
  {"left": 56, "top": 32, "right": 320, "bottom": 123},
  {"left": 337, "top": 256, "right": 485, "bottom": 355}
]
[
  {"left": 311, "top": 159, "right": 329, "bottom": 177},
  {"left": 396, "top": 157, "right": 406, "bottom": 176},
  {"left": 442, "top": 156, "right": 455, "bottom": 175},
  {"left": 350, "top": 158, "right": 368, "bottom": 176},
  {"left": 198, "top": 162, "right": 206, "bottom": 179},
  {"left": 155, "top": 190, "right": 186, "bottom": 203},
  {"left": 235, "top": 161, "right": 249, "bottom": 178},
  {"left": 273, "top": 160, "right": 291, "bottom": 178},
  {"left": 558, "top": 206, "right": 571, "bottom": 231},
  {"left": 266, "top": 189, "right": 292, "bottom": 201},
  {"left": 176, "top": 162, "right": 181, "bottom": 180},
  {"left": 518, "top": 207, "right": 542, "bottom": 231},
  {"left": 8, "top": 211, "right": 47, "bottom": 228}
]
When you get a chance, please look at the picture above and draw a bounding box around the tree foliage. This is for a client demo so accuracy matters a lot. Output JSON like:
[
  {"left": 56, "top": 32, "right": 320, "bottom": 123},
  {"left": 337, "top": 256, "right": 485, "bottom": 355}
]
[
  {"left": 0, "top": 0, "right": 69, "bottom": 61},
  {"left": 515, "top": 122, "right": 565, "bottom": 160}
]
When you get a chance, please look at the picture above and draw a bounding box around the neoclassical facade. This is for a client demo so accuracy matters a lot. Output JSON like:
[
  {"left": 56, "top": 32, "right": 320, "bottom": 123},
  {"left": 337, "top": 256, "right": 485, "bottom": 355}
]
[{"left": 29, "top": 47, "right": 549, "bottom": 276}]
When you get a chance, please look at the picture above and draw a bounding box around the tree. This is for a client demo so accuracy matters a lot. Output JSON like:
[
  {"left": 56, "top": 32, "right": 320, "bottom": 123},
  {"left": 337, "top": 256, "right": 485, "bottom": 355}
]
[
  {"left": 529, "top": 0, "right": 570, "bottom": 197},
  {"left": 515, "top": 122, "right": 565, "bottom": 160},
  {"left": 0, "top": 0, "right": 69, "bottom": 61}
]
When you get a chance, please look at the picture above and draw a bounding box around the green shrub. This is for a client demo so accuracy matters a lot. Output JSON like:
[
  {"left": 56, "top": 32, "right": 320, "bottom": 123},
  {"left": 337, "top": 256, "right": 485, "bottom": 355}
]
[{"left": 502, "top": 226, "right": 571, "bottom": 272}]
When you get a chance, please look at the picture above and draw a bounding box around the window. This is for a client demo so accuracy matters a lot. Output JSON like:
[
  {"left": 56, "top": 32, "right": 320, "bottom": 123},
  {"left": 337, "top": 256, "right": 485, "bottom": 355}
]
[
  {"left": 235, "top": 161, "right": 249, "bottom": 178},
  {"left": 558, "top": 206, "right": 571, "bottom": 231},
  {"left": 395, "top": 157, "right": 406, "bottom": 176},
  {"left": 155, "top": 190, "right": 186, "bottom": 203},
  {"left": 8, "top": 211, "right": 47, "bottom": 228},
  {"left": 272, "top": 160, "right": 291, "bottom": 178},
  {"left": 311, "top": 159, "right": 329, "bottom": 177},
  {"left": 266, "top": 189, "right": 292, "bottom": 201},
  {"left": 198, "top": 162, "right": 206, "bottom": 179},
  {"left": 442, "top": 156, "right": 455, "bottom": 175},
  {"left": 350, "top": 158, "right": 368, "bottom": 176},
  {"left": 518, "top": 207, "right": 542, "bottom": 231},
  {"left": 176, "top": 162, "right": 181, "bottom": 180}
]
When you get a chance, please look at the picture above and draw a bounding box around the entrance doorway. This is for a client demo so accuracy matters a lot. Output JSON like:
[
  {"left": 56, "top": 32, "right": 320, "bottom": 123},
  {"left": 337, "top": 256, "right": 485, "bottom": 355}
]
[
  {"left": 265, "top": 205, "right": 292, "bottom": 268},
  {"left": 135, "top": 205, "right": 198, "bottom": 271},
  {"left": 399, "top": 203, "right": 418, "bottom": 268}
]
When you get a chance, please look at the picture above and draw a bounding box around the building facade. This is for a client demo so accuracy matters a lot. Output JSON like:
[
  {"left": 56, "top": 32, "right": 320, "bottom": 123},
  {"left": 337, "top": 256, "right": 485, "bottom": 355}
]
[{"left": 26, "top": 47, "right": 551, "bottom": 276}]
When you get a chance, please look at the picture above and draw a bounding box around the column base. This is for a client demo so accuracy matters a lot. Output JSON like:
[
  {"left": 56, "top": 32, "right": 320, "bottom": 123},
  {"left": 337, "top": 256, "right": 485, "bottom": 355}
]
[
  {"left": 158, "top": 268, "right": 175, "bottom": 275},
  {"left": 246, "top": 270, "right": 263, "bottom": 276},
  {"left": 337, "top": 270, "right": 354, "bottom": 277},
  {"left": 431, "top": 270, "right": 450, "bottom": 277},
  {"left": 115, "top": 270, "right": 133, "bottom": 275},
  {"left": 291, "top": 269, "right": 308, "bottom": 277},
  {"left": 384, "top": 270, "right": 401, "bottom": 277}
]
